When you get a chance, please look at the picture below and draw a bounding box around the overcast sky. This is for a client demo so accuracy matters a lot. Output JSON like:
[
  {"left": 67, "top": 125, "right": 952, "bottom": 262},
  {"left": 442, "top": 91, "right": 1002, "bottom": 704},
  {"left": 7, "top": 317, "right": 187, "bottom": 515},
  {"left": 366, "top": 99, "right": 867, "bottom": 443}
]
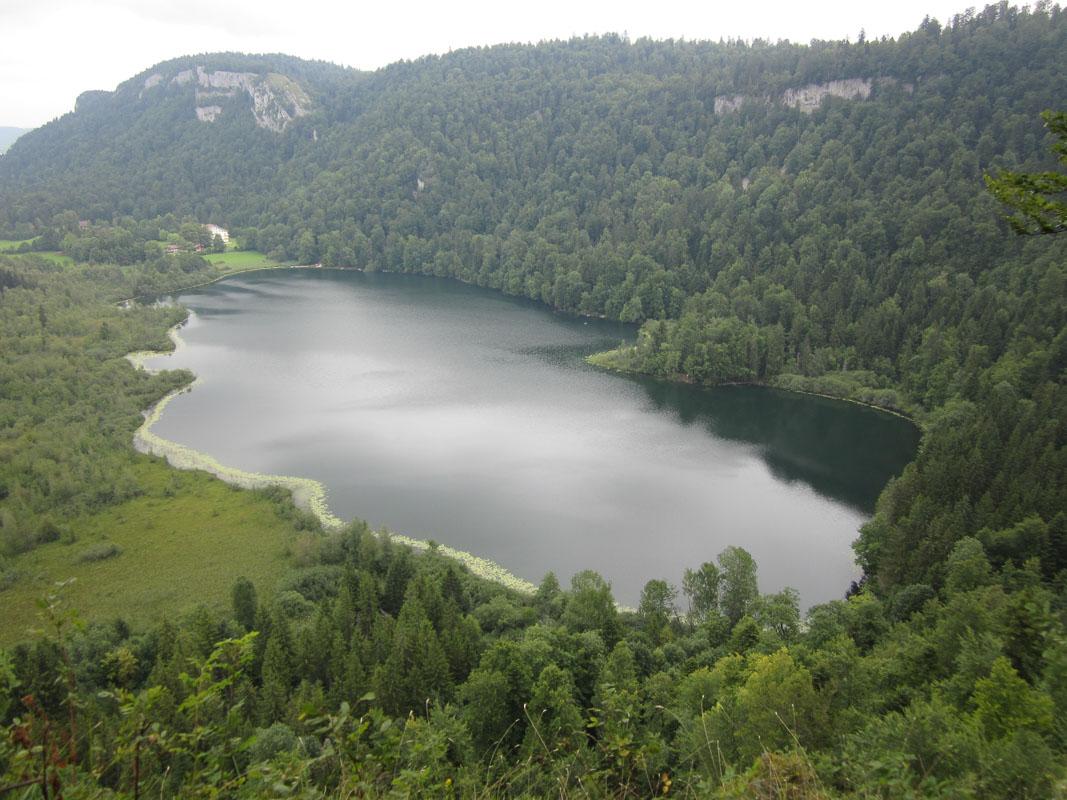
[{"left": 2, "top": 0, "right": 968, "bottom": 128}]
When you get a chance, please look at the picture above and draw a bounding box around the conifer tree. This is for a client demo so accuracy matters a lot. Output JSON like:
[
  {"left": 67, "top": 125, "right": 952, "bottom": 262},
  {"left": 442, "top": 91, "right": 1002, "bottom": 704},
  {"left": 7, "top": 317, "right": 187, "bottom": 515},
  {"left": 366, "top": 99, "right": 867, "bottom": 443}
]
[
  {"left": 521, "top": 664, "right": 585, "bottom": 759},
  {"left": 258, "top": 611, "right": 295, "bottom": 724},
  {"left": 382, "top": 548, "right": 414, "bottom": 616},
  {"left": 332, "top": 578, "right": 357, "bottom": 645},
  {"left": 230, "top": 576, "right": 257, "bottom": 631},
  {"left": 376, "top": 594, "right": 452, "bottom": 715},
  {"left": 441, "top": 564, "right": 470, "bottom": 612}
]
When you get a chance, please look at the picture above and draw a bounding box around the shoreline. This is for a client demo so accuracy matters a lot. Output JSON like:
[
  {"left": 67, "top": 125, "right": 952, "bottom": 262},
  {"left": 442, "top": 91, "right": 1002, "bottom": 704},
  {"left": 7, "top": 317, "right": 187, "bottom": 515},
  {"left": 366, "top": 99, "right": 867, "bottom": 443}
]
[
  {"left": 117, "top": 260, "right": 302, "bottom": 307},
  {"left": 116, "top": 258, "right": 911, "bottom": 433},
  {"left": 585, "top": 349, "right": 923, "bottom": 429},
  {"left": 125, "top": 314, "right": 539, "bottom": 595},
  {"left": 125, "top": 264, "right": 909, "bottom": 603}
]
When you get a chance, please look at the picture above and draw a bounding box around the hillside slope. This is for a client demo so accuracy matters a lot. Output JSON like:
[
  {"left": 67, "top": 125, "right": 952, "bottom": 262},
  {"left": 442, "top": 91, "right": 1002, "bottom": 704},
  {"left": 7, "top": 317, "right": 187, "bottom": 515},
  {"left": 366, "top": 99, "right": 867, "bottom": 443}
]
[{"left": 0, "top": 53, "right": 354, "bottom": 221}]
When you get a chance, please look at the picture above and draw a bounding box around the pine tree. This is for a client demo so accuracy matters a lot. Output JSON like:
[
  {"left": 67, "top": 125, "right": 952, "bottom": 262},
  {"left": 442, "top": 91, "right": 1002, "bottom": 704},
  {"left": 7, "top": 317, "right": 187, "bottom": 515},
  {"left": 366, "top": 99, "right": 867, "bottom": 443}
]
[
  {"left": 333, "top": 578, "right": 357, "bottom": 645},
  {"left": 376, "top": 594, "right": 452, "bottom": 716},
  {"left": 441, "top": 564, "right": 470, "bottom": 612},
  {"left": 258, "top": 611, "right": 295, "bottom": 724},
  {"left": 231, "top": 577, "right": 258, "bottom": 631},
  {"left": 356, "top": 570, "right": 381, "bottom": 638},
  {"left": 521, "top": 664, "right": 585, "bottom": 759},
  {"left": 382, "top": 549, "right": 414, "bottom": 616},
  {"left": 534, "top": 572, "right": 564, "bottom": 619}
]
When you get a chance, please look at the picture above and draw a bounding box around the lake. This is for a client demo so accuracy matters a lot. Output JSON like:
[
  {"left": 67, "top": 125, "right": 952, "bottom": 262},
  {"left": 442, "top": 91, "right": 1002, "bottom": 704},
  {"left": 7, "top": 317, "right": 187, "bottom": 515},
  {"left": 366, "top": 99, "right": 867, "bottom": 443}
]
[{"left": 144, "top": 268, "right": 920, "bottom": 607}]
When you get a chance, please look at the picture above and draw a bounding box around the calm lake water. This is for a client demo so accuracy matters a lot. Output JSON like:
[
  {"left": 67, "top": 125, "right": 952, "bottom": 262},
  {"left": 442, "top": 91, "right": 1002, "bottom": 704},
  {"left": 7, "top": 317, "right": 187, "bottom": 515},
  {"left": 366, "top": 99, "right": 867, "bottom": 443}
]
[{"left": 146, "top": 269, "right": 920, "bottom": 607}]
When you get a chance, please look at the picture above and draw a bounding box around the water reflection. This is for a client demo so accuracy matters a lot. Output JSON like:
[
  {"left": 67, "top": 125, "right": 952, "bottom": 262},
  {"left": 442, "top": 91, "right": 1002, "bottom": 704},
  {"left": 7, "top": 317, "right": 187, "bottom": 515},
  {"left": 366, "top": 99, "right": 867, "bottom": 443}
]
[
  {"left": 632, "top": 378, "right": 919, "bottom": 513},
  {"left": 147, "top": 268, "right": 919, "bottom": 606}
]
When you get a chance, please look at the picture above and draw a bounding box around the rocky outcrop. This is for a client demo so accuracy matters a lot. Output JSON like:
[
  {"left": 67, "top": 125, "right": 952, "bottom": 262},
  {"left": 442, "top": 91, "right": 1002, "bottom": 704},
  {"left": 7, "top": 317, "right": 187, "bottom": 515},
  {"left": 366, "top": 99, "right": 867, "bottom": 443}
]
[
  {"left": 74, "top": 90, "right": 111, "bottom": 114},
  {"left": 139, "top": 73, "right": 164, "bottom": 99},
  {"left": 781, "top": 78, "right": 872, "bottom": 112},
  {"left": 125, "top": 64, "right": 311, "bottom": 131},
  {"left": 714, "top": 77, "right": 911, "bottom": 115},
  {"left": 189, "top": 66, "right": 310, "bottom": 131},
  {"left": 713, "top": 94, "right": 746, "bottom": 115}
]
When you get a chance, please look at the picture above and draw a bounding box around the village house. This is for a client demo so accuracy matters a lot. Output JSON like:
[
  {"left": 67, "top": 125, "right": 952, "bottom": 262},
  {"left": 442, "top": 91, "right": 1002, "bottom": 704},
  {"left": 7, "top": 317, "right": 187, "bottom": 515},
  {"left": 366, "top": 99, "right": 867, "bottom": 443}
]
[{"left": 204, "top": 223, "right": 230, "bottom": 244}]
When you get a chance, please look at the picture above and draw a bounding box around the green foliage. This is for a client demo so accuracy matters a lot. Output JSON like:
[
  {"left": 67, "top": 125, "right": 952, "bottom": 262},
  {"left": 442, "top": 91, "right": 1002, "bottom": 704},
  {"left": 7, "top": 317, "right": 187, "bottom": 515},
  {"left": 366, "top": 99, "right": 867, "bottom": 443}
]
[
  {"left": 718, "top": 546, "right": 760, "bottom": 626},
  {"left": 231, "top": 576, "right": 258, "bottom": 631},
  {"left": 0, "top": 526, "right": 1063, "bottom": 797},
  {"left": 986, "top": 110, "right": 1067, "bottom": 234},
  {"left": 562, "top": 570, "right": 621, "bottom": 647},
  {"left": 521, "top": 664, "right": 585, "bottom": 759},
  {"left": 637, "top": 579, "right": 678, "bottom": 645},
  {"left": 0, "top": 8, "right": 1064, "bottom": 796},
  {"left": 682, "top": 561, "right": 721, "bottom": 628},
  {"left": 375, "top": 593, "right": 452, "bottom": 715},
  {"left": 972, "top": 656, "right": 1053, "bottom": 740},
  {"left": 944, "top": 537, "right": 995, "bottom": 594},
  {"left": 734, "top": 649, "right": 825, "bottom": 763},
  {"left": 73, "top": 540, "right": 122, "bottom": 563},
  {"left": 755, "top": 587, "right": 802, "bottom": 644}
]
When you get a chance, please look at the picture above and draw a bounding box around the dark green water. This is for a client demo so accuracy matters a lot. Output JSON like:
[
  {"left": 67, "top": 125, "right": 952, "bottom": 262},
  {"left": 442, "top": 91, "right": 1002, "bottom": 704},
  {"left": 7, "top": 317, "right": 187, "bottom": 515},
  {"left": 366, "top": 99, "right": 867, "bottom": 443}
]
[{"left": 147, "top": 269, "right": 920, "bottom": 606}]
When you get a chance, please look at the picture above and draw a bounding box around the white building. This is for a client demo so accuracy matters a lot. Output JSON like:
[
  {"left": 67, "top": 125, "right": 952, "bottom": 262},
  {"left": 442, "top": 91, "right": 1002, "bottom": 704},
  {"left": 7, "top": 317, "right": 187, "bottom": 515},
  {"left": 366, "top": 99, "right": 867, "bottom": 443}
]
[{"left": 204, "top": 223, "right": 230, "bottom": 244}]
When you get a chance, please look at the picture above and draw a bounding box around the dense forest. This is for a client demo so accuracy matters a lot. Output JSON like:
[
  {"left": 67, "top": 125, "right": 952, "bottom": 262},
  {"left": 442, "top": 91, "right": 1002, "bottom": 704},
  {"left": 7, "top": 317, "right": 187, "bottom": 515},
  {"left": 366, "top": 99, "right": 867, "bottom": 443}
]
[{"left": 0, "top": 3, "right": 1066, "bottom": 796}]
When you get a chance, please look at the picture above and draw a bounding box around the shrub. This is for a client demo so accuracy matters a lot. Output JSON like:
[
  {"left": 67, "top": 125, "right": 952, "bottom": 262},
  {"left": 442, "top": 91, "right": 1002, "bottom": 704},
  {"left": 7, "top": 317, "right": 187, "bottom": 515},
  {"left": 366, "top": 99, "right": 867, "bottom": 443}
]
[
  {"left": 75, "top": 542, "right": 122, "bottom": 563},
  {"left": 249, "top": 723, "right": 299, "bottom": 763},
  {"left": 36, "top": 519, "right": 62, "bottom": 544},
  {"left": 278, "top": 565, "right": 343, "bottom": 602},
  {"left": 0, "top": 569, "right": 19, "bottom": 592},
  {"left": 273, "top": 590, "right": 315, "bottom": 619}
]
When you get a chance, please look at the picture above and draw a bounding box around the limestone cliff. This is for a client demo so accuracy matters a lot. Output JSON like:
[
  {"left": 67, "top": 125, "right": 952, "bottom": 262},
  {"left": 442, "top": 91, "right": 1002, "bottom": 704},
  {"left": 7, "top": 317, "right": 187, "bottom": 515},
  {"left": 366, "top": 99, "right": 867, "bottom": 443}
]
[
  {"left": 714, "top": 77, "right": 912, "bottom": 115},
  {"left": 139, "top": 64, "right": 312, "bottom": 132}
]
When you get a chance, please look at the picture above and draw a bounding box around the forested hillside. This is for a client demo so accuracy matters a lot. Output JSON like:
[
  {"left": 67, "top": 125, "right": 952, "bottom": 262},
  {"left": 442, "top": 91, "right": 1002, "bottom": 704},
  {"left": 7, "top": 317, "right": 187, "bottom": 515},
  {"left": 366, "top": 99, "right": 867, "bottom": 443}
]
[{"left": 0, "top": 3, "right": 1066, "bottom": 796}]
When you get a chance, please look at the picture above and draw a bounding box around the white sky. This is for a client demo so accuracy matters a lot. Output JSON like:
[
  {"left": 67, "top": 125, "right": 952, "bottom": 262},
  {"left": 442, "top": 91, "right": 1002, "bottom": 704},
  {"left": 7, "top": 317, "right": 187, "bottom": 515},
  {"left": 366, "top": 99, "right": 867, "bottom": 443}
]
[{"left": 2, "top": 0, "right": 968, "bottom": 128}]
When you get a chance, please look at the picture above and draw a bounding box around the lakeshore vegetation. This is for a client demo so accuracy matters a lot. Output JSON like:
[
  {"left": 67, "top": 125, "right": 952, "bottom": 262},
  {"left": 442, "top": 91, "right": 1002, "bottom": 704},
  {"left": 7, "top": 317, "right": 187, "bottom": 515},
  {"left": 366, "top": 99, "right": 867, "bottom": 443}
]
[{"left": 0, "top": 4, "right": 1065, "bottom": 796}]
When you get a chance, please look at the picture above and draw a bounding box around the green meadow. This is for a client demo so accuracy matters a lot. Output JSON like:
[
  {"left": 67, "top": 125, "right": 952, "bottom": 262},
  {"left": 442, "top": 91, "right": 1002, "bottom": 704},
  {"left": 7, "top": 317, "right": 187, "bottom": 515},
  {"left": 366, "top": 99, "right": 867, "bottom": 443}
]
[
  {"left": 0, "top": 460, "right": 300, "bottom": 647},
  {"left": 2, "top": 248, "right": 74, "bottom": 266},
  {"left": 206, "top": 249, "right": 285, "bottom": 270},
  {"left": 29, "top": 251, "right": 74, "bottom": 266}
]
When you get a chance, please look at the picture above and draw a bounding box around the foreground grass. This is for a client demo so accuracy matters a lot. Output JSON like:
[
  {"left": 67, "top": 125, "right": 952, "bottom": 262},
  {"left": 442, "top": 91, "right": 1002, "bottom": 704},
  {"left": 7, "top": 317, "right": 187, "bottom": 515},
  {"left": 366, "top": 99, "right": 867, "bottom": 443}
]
[{"left": 0, "top": 459, "right": 299, "bottom": 647}]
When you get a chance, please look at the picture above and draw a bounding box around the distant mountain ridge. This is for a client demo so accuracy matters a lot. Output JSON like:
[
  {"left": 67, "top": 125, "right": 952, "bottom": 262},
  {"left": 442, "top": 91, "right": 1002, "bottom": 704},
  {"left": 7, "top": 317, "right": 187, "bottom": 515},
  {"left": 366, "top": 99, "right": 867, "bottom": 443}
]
[
  {"left": 2, "top": 9, "right": 1064, "bottom": 238},
  {"left": 0, "top": 52, "right": 355, "bottom": 222},
  {"left": 0, "top": 127, "right": 28, "bottom": 154}
]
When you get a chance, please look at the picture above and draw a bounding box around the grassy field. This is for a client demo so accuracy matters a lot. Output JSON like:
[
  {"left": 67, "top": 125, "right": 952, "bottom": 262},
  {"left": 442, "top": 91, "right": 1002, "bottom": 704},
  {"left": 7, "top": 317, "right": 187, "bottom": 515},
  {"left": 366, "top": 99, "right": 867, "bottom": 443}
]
[
  {"left": 3, "top": 250, "right": 75, "bottom": 266},
  {"left": 206, "top": 250, "right": 285, "bottom": 270},
  {"left": 2, "top": 247, "right": 275, "bottom": 271},
  {"left": 30, "top": 251, "right": 74, "bottom": 266},
  {"left": 0, "top": 238, "right": 35, "bottom": 252},
  {"left": 0, "top": 459, "right": 300, "bottom": 647}
]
